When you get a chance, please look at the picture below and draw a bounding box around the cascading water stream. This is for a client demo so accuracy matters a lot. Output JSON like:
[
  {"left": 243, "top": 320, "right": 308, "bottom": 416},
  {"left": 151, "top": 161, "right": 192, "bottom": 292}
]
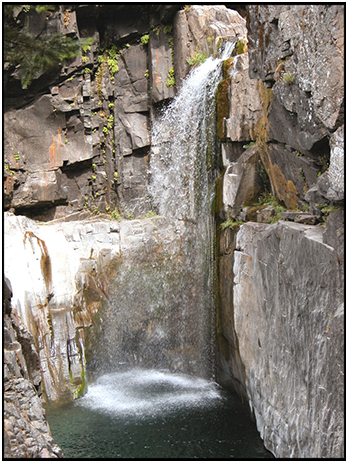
[
  {"left": 149, "top": 40, "right": 236, "bottom": 221},
  {"left": 148, "top": 39, "right": 237, "bottom": 378}
]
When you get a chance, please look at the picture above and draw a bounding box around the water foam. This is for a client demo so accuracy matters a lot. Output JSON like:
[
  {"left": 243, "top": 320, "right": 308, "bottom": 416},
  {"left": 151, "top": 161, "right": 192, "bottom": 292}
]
[{"left": 77, "top": 369, "right": 222, "bottom": 418}]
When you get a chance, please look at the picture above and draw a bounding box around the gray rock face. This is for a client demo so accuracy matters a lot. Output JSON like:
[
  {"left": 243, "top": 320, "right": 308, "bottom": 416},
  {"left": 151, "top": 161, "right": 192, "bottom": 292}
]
[
  {"left": 222, "top": 146, "right": 262, "bottom": 217},
  {"left": 149, "top": 27, "right": 175, "bottom": 103},
  {"left": 224, "top": 53, "right": 263, "bottom": 142},
  {"left": 218, "top": 221, "right": 344, "bottom": 458},
  {"left": 4, "top": 279, "right": 63, "bottom": 458},
  {"left": 248, "top": 5, "right": 344, "bottom": 151}
]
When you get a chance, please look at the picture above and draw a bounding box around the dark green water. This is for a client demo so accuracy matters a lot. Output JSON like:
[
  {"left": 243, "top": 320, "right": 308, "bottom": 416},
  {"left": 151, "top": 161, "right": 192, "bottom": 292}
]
[{"left": 46, "top": 369, "right": 273, "bottom": 459}]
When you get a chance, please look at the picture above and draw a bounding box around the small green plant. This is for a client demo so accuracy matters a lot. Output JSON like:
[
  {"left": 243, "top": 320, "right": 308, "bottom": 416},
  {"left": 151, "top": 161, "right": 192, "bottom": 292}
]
[
  {"left": 298, "top": 167, "right": 306, "bottom": 181},
  {"left": 164, "top": 25, "right": 172, "bottom": 34},
  {"left": 111, "top": 208, "right": 121, "bottom": 221},
  {"left": 4, "top": 164, "right": 9, "bottom": 171},
  {"left": 243, "top": 141, "right": 255, "bottom": 150},
  {"left": 107, "top": 46, "right": 119, "bottom": 76},
  {"left": 320, "top": 204, "right": 342, "bottom": 215},
  {"left": 166, "top": 67, "right": 175, "bottom": 87},
  {"left": 295, "top": 151, "right": 303, "bottom": 157},
  {"left": 103, "top": 126, "right": 108, "bottom": 135},
  {"left": 152, "top": 26, "right": 160, "bottom": 36},
  {"left": 144, "top": 69, "right": 149, "bottom": 78},
  {"left": 13, "top": 154, "right": 20, "bottom": 160},
  {"left": 81, "top": 44, "right": 91, "bottom": 54},
  {"left": 234, "top": 38, "right": 248, "bottom": 55},
  {"left": 107, "top": 114, "right": 114, "bottom": 130},
  {"left": 267, "top": 205, "right": 286, "bottom": 224},
  {"left": 82, "top": 56, "right": 88, "bottom": 64},
  {"left": 84, "top": 67, "right": 90, "bottom": 74},
  {"left": 108, "top": 102, "right": 114, "bottom": 110},
  {"left": 67, "top": 76, "right": 74, "bottom": 82},
  {"left": 92, "top": 174, "right": 96, "bottom": 181},
  {"left": 141, "top": 34, "right": 149, "bottom": 45},
  {"left": 256, "top": 192, "right": 279, "bottom": 208},
  {"left": 283, "top": 72, "right": 295, "bottom": 84},
  {"left": 184, "top": 5, "right": 190, "bottom": 12},
  {"left": 145, "top": 210, "right": 158, "bottom": 218},
  {"left": 126, "top": 212, "right": 135, "bottom": 220},
  {"left": 125, "top": 43, "right": 130, "bottom": 48},
  {"left": 92, "top": 163, "right": 96, "bottom": 172},
  {"left": 114, "top": 172, "right": 118, "bottom": 181},
  {"left": 220, "top": 218, "right": 244, "bottom": 230},
  {"left": 187, "top": 49, "right": 209, "bottom": 67},
  {"left": 70, "top": 102, "right": 75, "bottom": 107}
]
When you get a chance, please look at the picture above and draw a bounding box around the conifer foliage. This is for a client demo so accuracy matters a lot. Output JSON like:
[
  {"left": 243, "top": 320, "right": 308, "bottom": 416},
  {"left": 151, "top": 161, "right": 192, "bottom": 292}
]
[{"left": 4, "top": 4, "right": 93, "bottom": 88}]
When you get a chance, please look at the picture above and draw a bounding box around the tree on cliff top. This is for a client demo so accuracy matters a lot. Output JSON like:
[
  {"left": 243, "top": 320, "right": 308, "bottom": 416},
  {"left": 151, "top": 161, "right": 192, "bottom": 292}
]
[{"left": 3, "top": 4, "right": 93, "bottom": 88}]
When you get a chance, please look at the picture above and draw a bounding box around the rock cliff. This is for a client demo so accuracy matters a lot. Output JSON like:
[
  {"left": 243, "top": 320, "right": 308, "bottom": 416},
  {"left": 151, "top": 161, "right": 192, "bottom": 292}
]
[
  {"left": 4, "top": 279, "right": 63, "bottom": 458},
  {"left": 3, "top": 3, "right": 344, "bottom": 459},
  {"left": 215, "top": 4, "right": 344, "bottom": 459}
]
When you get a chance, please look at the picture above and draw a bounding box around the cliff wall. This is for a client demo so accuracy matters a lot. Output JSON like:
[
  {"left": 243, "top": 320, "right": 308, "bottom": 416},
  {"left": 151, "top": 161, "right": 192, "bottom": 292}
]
[
  {"left": 4, "top": 279, "right": 63, "bottom": 458},
  {"left": 215, "top": 4, "right": 344, "bottom": 458}
]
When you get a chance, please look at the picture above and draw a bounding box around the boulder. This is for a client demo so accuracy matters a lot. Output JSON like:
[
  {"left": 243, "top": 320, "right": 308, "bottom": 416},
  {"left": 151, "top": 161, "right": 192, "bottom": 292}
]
[
  {"left": 323, "top": 208, "right": 344, "bottom": 267},
  {"left": 11, "top": 170, "right": 67, "bottom": 210}
]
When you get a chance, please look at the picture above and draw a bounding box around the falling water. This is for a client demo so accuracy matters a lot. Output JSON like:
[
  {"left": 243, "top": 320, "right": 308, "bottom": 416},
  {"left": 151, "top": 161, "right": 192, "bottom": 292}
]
[
  {"left": 147, "top": 40, "right": 237, "bottom": 377},
  {"left": 149, "top": 40, "right": 236, "bottom": 221}
]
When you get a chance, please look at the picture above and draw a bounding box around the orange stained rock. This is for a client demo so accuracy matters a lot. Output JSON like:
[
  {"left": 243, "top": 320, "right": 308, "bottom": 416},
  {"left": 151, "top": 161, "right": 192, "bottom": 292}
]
[{"left": 49, "top": 128, "right": 63, "bottom": 169}]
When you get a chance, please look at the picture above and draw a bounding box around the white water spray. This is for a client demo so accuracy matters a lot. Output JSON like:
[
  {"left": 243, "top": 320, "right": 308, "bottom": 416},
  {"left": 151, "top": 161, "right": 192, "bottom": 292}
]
[{"left": 149, "top": 41, "right": 236, "bottom": 221}]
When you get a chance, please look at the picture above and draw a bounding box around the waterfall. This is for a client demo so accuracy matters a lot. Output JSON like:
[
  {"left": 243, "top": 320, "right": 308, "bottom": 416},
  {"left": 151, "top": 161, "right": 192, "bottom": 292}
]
[
  {"left": 72, "top": 40, "right": 237, "bottom": 381},
  {"left": 143, "top": 40, "right": 237, "bottom": 378},
  {"left": 149, "top": 41, "right": 236, "bottom": 221}
]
